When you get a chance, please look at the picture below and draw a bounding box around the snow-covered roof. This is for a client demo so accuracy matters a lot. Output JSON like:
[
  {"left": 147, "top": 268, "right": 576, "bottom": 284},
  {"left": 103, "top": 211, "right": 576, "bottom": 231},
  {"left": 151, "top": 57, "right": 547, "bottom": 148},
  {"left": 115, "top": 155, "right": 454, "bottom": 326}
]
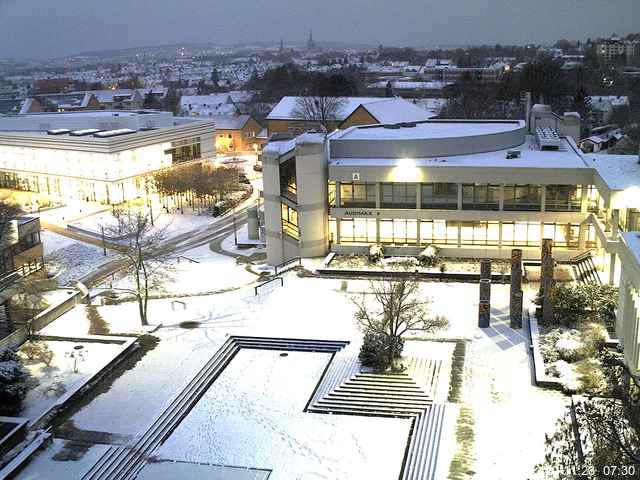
[
  {"left": 333, "top": 120, "right": 524, "bottom": 141},
  {"left": 588, "top": 154, "right": 640, "bottom": 191},
  {"left": 329, "top": 136, "right": 586, "bottom": 170},
  {"left": 266, "top": 96, "right": 435, "bottom": 124},
  {"left": 210, "top": 114, "right": 250, "bottom": 130}
]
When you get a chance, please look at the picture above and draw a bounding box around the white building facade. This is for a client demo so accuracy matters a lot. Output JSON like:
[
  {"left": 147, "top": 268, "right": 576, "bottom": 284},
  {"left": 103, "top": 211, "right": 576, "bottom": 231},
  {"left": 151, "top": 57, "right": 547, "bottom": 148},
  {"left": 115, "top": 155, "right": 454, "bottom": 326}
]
[{"left": 0, "top": 111, "right": 215, "bottom": 203}]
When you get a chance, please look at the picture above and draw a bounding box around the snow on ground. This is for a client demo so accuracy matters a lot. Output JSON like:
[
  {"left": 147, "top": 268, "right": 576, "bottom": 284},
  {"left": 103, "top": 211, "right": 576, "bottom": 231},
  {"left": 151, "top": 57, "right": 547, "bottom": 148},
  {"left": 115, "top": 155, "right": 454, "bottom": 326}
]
[
  {"left": 104, "top": 244, "right": 257, "bottom": 297},
  {"left": 157, "top": 349, "right": 411, "bottom": 480},
  {"left": 57, "top": 327, "right": 228, "bottom": 436},
  {"left": 220, "top": 224, "right": 265, "bottom": 257},
  {"left": 45, "top": 237, "right": 113, "bottom": 286},
  {"left": 68, "top": 207, "right": 218, "bottom": 241},
  {"left": 40, "top": 230, "right": 76, "bottom": 256},
  {"left": 38, "top": 202, "right": 108, "bottom": 227},
  {"left": 467, "top": 303, "right": 569, "bottom": 480},
  {"left": 18, "top": 339, "right": 125, "bottom": 422}
]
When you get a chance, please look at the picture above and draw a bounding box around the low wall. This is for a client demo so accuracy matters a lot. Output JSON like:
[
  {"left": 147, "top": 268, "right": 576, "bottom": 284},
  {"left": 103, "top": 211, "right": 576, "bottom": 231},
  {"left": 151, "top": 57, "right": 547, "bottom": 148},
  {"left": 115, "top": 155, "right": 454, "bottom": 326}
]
[
  {"left": 0, "top": 416, "right": 28, "bottom": 458},
  {"left": 527, "top": 306, "right": 564, "bottom": 390},
  {"left": 30, "top": 335, "right": 138, "bottom": 429},
  {"left": 0, "top": 285, "right": 88, "bottom": 351}
]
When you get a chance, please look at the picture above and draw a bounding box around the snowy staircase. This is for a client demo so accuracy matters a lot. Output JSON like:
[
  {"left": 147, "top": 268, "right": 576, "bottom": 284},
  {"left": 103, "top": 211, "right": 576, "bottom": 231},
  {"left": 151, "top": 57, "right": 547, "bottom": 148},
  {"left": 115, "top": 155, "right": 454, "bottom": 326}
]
[
  {"left": 401, "top": 404, "right": 447, "bottom": 480},
  {"left": 81, "top": 336, "right": 348, "bottom": 480},
  {"left": 570, "top": 251, "right": 601, "bottom": 284},
  {"left": 311, "top": 372, "right": 432, "bottom": 417}
]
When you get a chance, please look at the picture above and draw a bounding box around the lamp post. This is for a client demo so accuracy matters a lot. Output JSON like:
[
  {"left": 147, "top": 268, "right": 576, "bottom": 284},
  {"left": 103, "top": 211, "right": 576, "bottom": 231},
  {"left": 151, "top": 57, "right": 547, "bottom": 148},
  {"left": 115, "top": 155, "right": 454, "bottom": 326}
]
[{"left": 233, "top": 205, "right": 238, "bottom": 246}]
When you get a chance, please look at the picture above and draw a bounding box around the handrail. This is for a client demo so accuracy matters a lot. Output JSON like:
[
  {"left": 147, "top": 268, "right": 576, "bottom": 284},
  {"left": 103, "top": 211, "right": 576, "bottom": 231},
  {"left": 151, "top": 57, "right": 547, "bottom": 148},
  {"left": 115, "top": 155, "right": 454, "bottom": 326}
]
[
  {"left": 176, "top": 255, "right": 199, "bottom": 264},
  {"left": 274, "top": 257, "right": 302, "bottom": 275},
  {"left": 254, "top": 276, "right": 283, "bottom": 295}
]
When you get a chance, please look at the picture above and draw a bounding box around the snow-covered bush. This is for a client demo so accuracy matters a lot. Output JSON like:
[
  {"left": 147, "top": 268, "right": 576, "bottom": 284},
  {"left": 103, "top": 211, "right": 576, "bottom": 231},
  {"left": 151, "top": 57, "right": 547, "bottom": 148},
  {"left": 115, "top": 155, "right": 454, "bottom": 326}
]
[
  {"left": 0, "top": 348, "right": 29, "bottom": 415},
  {"left": 546, "top": 360, "right": 579, "bottom": 393},
  {"left": 418, "top": 245, "right": 440, "bottom": 268},
  {"left": 381, "top": 256, "right": 419, "bottom": 270},
  {"left": 555, "top": 332, "right": 583, "bottom": 362},
  {"left": 359, "top": 330, "right": 404, "bottom": 372},
  {"left": 368, "top": 244, "right": 384, "bottom": 263}
]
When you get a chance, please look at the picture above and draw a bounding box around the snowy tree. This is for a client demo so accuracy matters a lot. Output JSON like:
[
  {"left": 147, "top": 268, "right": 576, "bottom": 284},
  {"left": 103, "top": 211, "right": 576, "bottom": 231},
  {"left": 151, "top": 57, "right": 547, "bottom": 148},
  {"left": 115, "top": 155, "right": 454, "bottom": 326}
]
[
  {"left": 106, "top": 209, "right": 169, "bottom": 326},
  {"left": 292, "top": 96, "right": 346, "bottom": 134},
  {"left": 352, "top": 278, "right": 448, "bottom": 371},
  {"left": 0, "top": 200, "right": 22, "bottom": 251},
  {"left": 0, "top": 348, "right": 29, "bottom": 415}
]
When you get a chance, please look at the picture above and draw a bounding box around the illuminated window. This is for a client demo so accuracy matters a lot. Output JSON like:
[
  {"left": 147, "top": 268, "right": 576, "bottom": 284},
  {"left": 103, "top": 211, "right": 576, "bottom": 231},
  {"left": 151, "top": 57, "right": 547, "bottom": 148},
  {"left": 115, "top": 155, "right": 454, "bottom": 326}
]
[
  {"left": 328, "top": 182, "right": 336, "bottom": 207},
  {"left": 339, "top": 218, "right": 377, "bottom": 243},
  {"left": 420, "top": 220, "right": 457, "bottom": 245},
  {"left": 340, "top": 182, "right": 376, "bottom": 208},
  {"left": 281, "top": 203, "right": 299, "bottom": 240}
]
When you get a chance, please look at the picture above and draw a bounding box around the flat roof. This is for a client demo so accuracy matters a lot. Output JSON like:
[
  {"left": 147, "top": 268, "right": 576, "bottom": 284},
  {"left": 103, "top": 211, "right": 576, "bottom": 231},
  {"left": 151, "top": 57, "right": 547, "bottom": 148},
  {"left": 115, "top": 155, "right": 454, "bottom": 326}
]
[
  {"left": 330, "top": 136, "right": 588, "bottom": 170},
  {"left": 587, "top": 154, "right": 640, "bottom": 191},
  {"left": 333, "top": 120, "right": 525, "bottom": 141}
]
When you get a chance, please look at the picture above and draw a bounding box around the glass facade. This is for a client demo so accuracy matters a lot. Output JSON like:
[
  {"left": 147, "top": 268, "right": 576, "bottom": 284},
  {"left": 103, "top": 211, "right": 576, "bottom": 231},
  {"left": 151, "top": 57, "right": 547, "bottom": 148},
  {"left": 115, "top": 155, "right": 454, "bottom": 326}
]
[
  {"left": 279, "top": 157, "right": 297, "bottom": 202},
  {"left": 462, "top": 184, "right": 500, "bottom": 210},
  {"left": 625, "top": 209, "right": 640, "bottom": 232},
  {"left": 281, "top": 203, "right": 299, "bottom": 240},
  {"left": 420, "top": 220, "right": 458, "bottom": 245},
  {"left": 545, "top": 185, "right": 582, "bottom": 212},
  {"left": 420, "top": 183, "right": 458, "bottom": 210},
  {"left": 379, "top": 219, "right": 418, "bottom": 245},
  {"left": 340, "top": 218, "right": 377, "bottom": 243},
  {"left": 340, "top": 182, "right": 376, "bottom": 208},
  {"left": 381, "top": 183, "right": 417, "bottom": 209},
  {"left": 503, "top": 185, "right": 541, "bottom": 211}
]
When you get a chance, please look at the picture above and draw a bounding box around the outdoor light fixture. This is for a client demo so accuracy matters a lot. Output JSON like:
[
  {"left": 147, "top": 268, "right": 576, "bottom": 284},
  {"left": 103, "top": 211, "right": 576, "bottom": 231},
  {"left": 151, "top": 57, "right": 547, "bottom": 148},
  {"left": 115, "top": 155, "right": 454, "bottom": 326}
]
[{"left": 391, "top": 157, "right": 419, "bottom": 182}]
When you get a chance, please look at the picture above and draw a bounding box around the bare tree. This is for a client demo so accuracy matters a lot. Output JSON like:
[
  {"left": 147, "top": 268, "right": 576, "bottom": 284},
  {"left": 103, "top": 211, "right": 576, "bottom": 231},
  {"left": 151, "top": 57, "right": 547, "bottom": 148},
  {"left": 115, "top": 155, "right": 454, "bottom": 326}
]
[
  {"left": 105, "top": 209, "right": 168, "bottom": 326},
  {"left": 291, "top": 96, "right": 347, "bottom": 134},
  {"left": 352, "top": 277, "right": 448, "bottom": 370}
]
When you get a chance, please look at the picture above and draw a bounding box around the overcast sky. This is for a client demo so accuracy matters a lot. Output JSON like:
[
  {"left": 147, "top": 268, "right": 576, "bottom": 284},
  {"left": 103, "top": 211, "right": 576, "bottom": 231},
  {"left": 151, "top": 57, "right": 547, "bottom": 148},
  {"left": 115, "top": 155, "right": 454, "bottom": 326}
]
[{"left": 1, "top": 0, "right": 638, "bottom": 59}]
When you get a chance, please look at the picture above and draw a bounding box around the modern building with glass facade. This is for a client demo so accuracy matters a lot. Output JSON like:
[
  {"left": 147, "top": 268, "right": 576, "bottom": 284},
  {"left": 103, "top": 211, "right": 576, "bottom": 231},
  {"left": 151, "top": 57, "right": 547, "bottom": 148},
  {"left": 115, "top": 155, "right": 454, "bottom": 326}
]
[
  {"left": 262, "top": 112, "right": 640, "bottom": 378},
  {"left": 262, "top": 114, "right": 639, "bottom": 274},
  {"left": 0, "top": 111, "right": 216, "bottom": 203}
]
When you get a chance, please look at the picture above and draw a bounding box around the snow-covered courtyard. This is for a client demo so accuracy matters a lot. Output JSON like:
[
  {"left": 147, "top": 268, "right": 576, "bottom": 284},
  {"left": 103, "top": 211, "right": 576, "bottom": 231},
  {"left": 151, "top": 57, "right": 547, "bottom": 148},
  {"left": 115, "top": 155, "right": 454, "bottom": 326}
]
[{"left": 13, "top": 234, "right": 570, "bottom": 479}]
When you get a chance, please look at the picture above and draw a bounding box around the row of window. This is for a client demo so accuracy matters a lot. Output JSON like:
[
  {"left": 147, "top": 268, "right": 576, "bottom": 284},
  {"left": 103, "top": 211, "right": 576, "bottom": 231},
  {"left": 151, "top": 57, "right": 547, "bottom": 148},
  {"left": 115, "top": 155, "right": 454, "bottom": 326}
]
[
  {"left": 335, "top": 182, "right": 586, "bottom": 212},
  {"left": 281, "top": 203, "right": 299, "bottom": 240},
  {"left": 332, "top": 218, "right": 595, "bottom": 248}
]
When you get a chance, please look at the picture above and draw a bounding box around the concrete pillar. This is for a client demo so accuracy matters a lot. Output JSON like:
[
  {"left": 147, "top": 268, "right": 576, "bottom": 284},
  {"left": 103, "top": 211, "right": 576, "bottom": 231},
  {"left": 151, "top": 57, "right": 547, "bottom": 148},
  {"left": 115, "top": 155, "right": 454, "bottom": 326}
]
[
  {"left": 609, "top": 253, "right": 617, "bottom": 285},
  {"left": 580, "top": 185, "right": 588, "bottom": 214},
  {"left": 578, "top": 221, "right": 587, "bottom": 250},
  {"left": 540, "top": 185, "right": 546, "bottom": 212},
  {"left": 457, "top": 184, "right": 463, "bottom": 210},
  {"left": 335, "top": 181, "right": 341, "bottom": 208},
  {"left": 416, "top": 183, "right": 421, "bottom": 209},
  {"left": 375, "top": 182, "right": 381, "bottom": 209},
  {"left": 479, "top": 258, "right": 492, "bottom": 327},
  {"left": 247, "top": 205, "right": 259, "bottom": 240},
  {"left": 541, "top": 238, "right": 555, "bottom": 325},
  {"left": 480, "top": 258, "right": 492, "bottom": 280},
  {"left": 498, "top": 184, "right": 504, "bottom": 211},
  {"left": 510, "top": 249, "right": 523, "bottom": 328}
]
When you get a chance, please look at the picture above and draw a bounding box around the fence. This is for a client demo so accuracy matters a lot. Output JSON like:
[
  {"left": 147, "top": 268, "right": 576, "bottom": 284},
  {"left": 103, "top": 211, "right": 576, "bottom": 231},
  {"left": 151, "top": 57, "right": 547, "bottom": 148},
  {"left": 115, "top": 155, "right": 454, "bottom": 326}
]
[
  {"left": 254, "top": 277, "right": 283, "bottom": 296},
  {"left": 274, "top": 257, "right": 301, "bottom": 276}
]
